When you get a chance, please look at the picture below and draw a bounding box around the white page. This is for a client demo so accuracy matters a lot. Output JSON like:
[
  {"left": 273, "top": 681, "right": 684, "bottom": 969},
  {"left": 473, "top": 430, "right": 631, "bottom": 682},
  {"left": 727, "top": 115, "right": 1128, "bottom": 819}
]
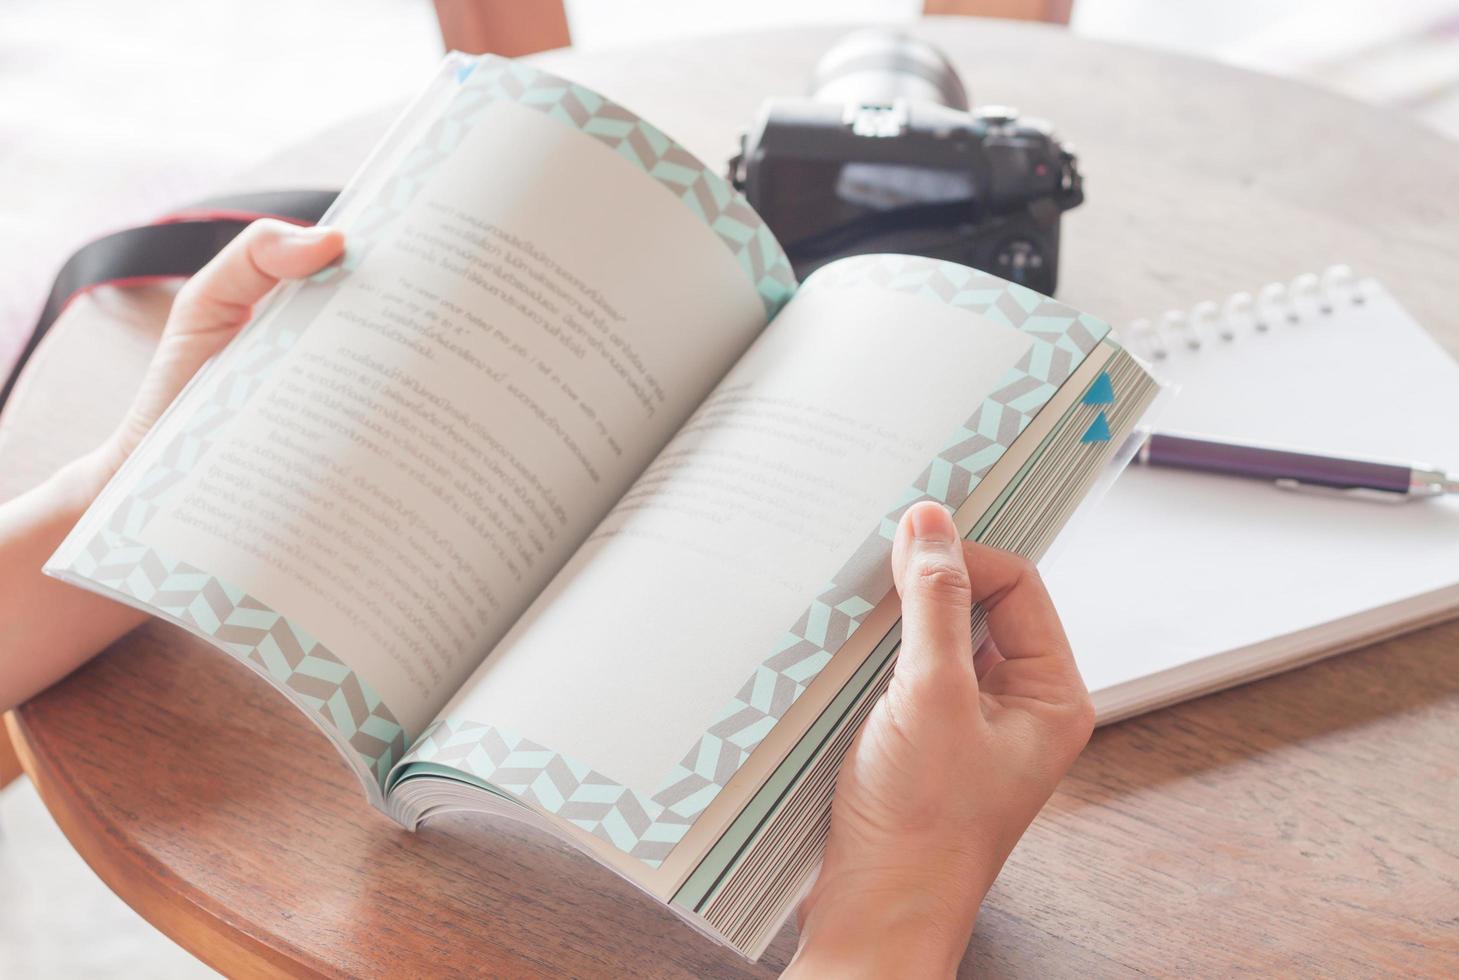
[
  {"left": 441, "top": 281, "right": 1034, "bottom": 796},
  {"left": 130, "top": 99, "right": 767, "bottom": 736},
  {"left": 1044, "top": 278, "right": 1459, "bottom": 699}
]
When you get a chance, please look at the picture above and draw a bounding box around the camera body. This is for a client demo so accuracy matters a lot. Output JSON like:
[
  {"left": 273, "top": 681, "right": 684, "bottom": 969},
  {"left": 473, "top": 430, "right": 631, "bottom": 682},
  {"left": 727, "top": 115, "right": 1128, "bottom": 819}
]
[{"left": 730, "top": 33, "right": 1083, "bottom": 295}]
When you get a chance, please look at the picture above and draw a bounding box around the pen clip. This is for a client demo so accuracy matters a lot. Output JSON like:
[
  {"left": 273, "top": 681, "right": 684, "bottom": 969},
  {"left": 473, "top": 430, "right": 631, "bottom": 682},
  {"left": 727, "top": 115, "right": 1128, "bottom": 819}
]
[{"left": 1274, "top": 479, "right": 1413, "bottom": 504}]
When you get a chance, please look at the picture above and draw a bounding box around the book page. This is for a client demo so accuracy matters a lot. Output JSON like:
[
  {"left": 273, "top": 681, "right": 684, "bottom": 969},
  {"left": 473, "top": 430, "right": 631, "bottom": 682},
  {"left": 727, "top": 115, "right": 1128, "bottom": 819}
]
[
  {"left": 47, "top": 61, "right": 778, "bottom": 765},
  {"left": 438, "top": 274, "right": 1035, "bottom": 796}
]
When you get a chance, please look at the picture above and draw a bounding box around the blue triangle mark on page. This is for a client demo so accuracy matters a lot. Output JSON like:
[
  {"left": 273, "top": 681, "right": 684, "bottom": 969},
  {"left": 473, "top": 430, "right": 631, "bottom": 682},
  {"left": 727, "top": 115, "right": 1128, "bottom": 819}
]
[
  {"left": 1081, "top": 371, "right": 1115, "bottom": 406},
  {"left": 456, "top": 63, "right": 477, "bottom": 84},
  {"left": 1081, "top": 411, "right": 1112, "bottom": 444}
]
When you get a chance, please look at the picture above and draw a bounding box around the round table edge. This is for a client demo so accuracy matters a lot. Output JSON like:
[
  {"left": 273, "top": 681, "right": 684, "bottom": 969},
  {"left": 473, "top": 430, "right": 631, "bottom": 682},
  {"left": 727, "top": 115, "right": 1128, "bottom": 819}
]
[{"left": 4, "top": 708, "right": 329, "bottom": 980}]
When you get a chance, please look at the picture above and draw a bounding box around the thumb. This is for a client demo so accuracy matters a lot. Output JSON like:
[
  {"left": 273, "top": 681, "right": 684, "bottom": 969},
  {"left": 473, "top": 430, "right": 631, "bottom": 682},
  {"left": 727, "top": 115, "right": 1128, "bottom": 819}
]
[
  {"left": 109, "top": 221, "right": 344, "bottom": 463},
  {"left": 891, "top": 501, "right": 978, "bottom": 696},
  {"left": 169, "top": 219, "right": 344, "bottom": 339}
]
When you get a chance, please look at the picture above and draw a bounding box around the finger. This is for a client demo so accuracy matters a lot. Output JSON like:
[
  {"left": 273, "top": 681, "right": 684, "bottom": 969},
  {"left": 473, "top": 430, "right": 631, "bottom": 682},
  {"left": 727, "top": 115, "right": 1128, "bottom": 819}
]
[
  {"left": 170, "top": 220, "right": 344, "bottom": 336},
  {"left": 972, "top": 634, "right": 1003, "bottom": 680},
  {"left": 890, "top": 501, "right": 978, "bottom": 694},
  {"left": 961, "top": 541, "right": 1085, "bottom": 703}
]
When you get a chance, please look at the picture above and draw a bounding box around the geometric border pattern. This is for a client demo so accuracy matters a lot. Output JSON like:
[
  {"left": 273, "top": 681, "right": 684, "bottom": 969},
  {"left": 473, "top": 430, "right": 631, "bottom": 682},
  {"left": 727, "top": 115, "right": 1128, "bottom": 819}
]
[
  {"left": 333, "top": 55, "right": 797, "bottom": 318},
  {"left": 52, "top": 52, "right": 799, "bottom": 796},
  {"left": 402, "top": 254, "right": 1111, "bottom": 866},
  {"left": 468, "top": 55, "right": 798, "bottom": 316},
  {"left": 54, "top": 274, "right": 412, "bottom": 785},
  {"left": 64, "top": 528, "right": 409, "bottom": 787}
]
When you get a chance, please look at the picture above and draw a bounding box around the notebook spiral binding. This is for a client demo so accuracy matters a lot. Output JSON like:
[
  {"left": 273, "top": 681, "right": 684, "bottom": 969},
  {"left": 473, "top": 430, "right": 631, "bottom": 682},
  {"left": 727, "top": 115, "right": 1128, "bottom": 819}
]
[{"left": 1123, "top": 264, "right": 1372, "bottom": 362}]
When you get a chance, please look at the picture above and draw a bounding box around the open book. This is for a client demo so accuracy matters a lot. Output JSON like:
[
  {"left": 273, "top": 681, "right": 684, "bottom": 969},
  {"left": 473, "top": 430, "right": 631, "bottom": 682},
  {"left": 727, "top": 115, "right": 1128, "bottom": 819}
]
[{"left": 48, "top": 54, "right": 1159, "bottom": 958}]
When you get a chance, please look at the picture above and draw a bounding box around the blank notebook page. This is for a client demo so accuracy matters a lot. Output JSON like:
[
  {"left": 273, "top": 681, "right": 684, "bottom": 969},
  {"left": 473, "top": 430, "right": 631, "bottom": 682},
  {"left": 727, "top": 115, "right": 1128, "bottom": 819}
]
[{"left": 1043, "top": 269, "right": 1459, "bottom": 714}]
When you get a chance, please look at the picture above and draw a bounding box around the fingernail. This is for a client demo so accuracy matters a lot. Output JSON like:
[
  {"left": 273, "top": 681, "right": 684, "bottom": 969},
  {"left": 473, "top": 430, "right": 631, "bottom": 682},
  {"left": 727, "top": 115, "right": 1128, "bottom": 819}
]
[
  {"left": 284, "top": 224, "right": 335, "bottom": 243},
  {"left": 908, "top": 502, "right": 956, "bottom": 543}
]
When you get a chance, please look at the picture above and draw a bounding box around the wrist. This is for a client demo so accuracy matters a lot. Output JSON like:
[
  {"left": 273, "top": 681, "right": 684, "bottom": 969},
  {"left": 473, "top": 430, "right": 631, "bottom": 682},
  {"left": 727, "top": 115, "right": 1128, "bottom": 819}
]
[
  {"left": 790, "top": 868, "right": 983, "bottom": 978},
  {"left": 53, "top": 443, "right": 125, "bottom": 510}
]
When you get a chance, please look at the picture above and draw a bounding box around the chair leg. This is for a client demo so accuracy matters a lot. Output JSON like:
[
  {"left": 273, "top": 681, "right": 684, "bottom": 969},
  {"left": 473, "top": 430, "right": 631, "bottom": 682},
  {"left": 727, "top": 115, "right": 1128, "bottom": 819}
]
[
  {"left": 432, "top": 0, "right": 572, "bottom": 56},
  {"left": 924, "top": 0, "right": 1075, "bottom": 25}
]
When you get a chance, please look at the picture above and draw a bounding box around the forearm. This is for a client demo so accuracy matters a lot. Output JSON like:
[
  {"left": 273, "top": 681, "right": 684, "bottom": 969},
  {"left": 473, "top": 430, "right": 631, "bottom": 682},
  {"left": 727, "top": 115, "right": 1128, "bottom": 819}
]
[{"left": 0, "top": 445, "right": 142, "bottom": 711}]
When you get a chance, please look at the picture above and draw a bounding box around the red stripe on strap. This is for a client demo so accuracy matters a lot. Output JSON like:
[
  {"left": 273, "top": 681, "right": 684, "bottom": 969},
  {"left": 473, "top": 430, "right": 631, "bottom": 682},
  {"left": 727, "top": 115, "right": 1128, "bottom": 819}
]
[{"left": 153, "top": 209, "right": 314, "bottom": 227}]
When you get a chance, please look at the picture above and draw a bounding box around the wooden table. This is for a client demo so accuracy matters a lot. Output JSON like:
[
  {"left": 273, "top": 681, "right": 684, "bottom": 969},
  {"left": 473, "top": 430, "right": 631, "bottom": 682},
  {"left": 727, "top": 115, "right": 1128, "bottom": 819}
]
[{"left": 5, "top": 19, "right": 1459, "bottom": 977}]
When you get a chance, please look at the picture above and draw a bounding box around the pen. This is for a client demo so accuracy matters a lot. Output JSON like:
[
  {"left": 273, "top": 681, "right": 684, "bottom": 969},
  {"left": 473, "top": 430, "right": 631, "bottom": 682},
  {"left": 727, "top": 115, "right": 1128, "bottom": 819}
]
[{"left": 1135, "top": 431, "right": 1459, "bottom": 501}]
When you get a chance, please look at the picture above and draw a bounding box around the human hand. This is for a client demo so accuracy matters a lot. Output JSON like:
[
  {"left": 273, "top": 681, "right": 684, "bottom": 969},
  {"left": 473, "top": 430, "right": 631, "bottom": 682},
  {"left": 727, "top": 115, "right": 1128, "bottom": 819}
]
[
  {"left": 102, "top": 219, "right": 344, "bottom": 472},
  {"left": 0, "top": 220, "right": 342, "bottom": 712},
  {"left": 787, "top": 501, "right": 1095, "bottom": 978}
]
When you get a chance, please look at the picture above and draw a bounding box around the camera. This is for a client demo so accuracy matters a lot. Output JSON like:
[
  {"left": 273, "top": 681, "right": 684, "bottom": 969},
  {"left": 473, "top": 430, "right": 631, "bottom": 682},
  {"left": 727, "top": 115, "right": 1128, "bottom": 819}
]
[{"left": 730, "top": 31, "right": 1083, "bottom": 295}]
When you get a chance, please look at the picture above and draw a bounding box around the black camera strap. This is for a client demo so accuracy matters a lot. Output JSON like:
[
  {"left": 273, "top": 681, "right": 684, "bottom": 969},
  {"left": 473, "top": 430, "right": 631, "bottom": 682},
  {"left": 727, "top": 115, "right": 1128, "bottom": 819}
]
[{"left": 0, "top": 189, "right": 339, "bottom": 414}]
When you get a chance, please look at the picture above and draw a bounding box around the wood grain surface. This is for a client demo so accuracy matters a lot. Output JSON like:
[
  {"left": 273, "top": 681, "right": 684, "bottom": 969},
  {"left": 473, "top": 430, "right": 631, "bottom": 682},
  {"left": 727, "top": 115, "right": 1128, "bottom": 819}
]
[
  {"left": 0, "top": 726, "right": 19, "bottom": 787},
  {"left": 3, "top": 19, "right": 1457, "bottom": 977}
]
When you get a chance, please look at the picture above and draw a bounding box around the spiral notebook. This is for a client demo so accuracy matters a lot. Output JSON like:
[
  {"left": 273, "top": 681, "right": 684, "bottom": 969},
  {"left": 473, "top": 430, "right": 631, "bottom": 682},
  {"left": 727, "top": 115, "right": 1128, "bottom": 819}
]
[{"left": 1044, "top": 266, "right": 1459, "bottom": 720}]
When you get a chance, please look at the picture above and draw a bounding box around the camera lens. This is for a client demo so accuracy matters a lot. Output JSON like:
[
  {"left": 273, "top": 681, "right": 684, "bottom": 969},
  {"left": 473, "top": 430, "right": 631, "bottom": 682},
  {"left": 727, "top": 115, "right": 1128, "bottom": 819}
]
[{"left": 809, "top": 31, "right": 970, "bottom": 111}]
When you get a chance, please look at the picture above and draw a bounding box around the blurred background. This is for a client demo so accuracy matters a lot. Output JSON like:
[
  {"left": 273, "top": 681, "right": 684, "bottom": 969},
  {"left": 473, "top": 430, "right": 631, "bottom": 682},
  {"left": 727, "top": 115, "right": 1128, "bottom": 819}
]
[{"left": 1, "top": 0, "right": 1457, "bottom": 974}]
